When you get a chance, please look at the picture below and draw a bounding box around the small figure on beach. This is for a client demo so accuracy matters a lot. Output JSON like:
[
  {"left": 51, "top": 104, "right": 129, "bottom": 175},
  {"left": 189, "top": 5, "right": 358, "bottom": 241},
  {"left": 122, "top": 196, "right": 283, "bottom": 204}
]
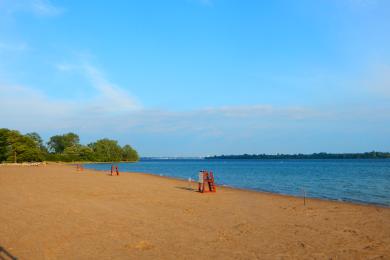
[
  {"left": 188, "top": 177, "right": 192, "bottom": 190},
  {"left": 198, "top": 171, "right": 204, "bottom": 192},
  {"left": 111, "top": 165, "right": 119, "bottom": 176}
]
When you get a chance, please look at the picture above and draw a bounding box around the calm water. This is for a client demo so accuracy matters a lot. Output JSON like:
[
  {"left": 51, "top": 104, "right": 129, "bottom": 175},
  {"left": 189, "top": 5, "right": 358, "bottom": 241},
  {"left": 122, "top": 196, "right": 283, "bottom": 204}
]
[{"left": 84, "top": 159, "right": 390, "bottom": 206}]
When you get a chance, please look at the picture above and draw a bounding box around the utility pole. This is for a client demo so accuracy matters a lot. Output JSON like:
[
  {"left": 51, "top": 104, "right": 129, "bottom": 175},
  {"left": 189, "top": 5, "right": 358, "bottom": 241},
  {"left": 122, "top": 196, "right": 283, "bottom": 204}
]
[{"left": 14, "top": 150, "right": 16, "bottom": 163}]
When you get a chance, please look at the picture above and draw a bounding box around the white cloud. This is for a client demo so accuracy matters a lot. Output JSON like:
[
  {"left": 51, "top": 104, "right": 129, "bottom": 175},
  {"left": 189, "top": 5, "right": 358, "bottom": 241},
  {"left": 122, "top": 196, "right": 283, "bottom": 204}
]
[
  {"left": 0, "top": 0, "right": 63, "bottom": 17},
  {"left": 363, "top": 64, "right": 390, "bottom": 98},
  {"left": 90, "top": 104, "right": 323, "bottom": 138},
  {"left": 0, "top": 59, "right": 140, "bottom": 132},
  {"left": 347, "top": 0, "right": 378, "bottom": 6},
  {"left": 55, "top": 63, "right": 73, "bottom": 72},
  {"left": 0, "top": 84, "right": 77, "bottom": 130},
  {"left": 55, "top": 61, "right": 141, "bottom": 112},
  {"left": 200, "top": 105, "right": 316, "bottom": 119},
  {"left": 0, "top": 79, "right": 318, "bottom": 136},
  {"left": 0, "top": 42, "right": 29, "bottom": 53},
  {"left": 31, "top": 0, "right": 63, "bottom": 16},
  {"left": 81, "top": 63, "right": 141, "bottom": 111},
  {"left": 188, "top": 0, "right": 213, "bottom": 6},
  {"left": 2, "top": 79, "right": 390, "bottom": 156}
]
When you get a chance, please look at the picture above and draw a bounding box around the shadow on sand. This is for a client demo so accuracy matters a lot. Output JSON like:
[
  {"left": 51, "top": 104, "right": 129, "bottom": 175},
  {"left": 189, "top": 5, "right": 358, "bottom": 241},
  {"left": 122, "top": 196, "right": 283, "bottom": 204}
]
[
  {"left": 0, "top": 246, "right": 18, "bottom": 260},
  {"left": 175, "top": 186, "right": 199, "bottom": 192}
]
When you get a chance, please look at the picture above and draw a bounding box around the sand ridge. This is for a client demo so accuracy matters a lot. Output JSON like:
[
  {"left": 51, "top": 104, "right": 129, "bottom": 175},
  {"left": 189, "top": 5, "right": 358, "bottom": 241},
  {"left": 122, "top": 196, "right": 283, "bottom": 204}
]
[{"left": 1, "top": 164, "right": 389, "bottom": 259}]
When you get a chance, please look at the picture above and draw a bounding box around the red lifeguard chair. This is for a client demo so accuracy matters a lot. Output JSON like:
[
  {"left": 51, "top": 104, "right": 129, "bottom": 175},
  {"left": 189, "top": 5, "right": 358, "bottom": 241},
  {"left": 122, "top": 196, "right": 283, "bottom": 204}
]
[
  {"left": 198, "top": 170, "right": 216, "bottom": 193},
  {"left": 76, "top": 164, "right": 84, "bottom": 172},
  {"left": 111, "top": 165, "right": 119, "bottom": 176}
]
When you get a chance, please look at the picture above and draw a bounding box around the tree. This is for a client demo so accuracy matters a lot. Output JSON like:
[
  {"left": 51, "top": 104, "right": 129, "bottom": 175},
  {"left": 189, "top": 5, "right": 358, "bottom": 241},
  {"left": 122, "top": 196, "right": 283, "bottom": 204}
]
[
  {"left": 0, "top": 129, "right": 44, "bottom": 162},
  {"left": 122, "top": 144, "right": 139, "bottom": 161},
  {"left": 47, "top": 133, "right": 80, "bottom": 153},
  {"left": 62, "top": 145, "right": 94, "bottom": 162},
  {"left": 78, "top": 146, "right": 95, "bottom": 161},
  {"left": 88, "top": 139, "right": 123, "bottom": 162},
  {"left": 26, "top": 132, "right": 43, "bottom": 147},
  {"left": 0, "top": 128, "right": 10, "bottom": 162},
  {"left": 1, "top": 128, "right": 140, "bottom": 163},
  {"left": 63, "top": 146, "right": 80, "bottom": 162},
  {"left": 26, "top": 132, "right": 48, "bottom": 154}
]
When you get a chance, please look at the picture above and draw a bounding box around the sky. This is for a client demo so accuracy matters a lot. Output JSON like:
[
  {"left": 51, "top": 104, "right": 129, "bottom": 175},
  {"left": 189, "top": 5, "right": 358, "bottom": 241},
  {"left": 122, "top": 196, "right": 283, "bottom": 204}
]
[{"left": 1, "top": 0, "right": 390, "bottom": 157}]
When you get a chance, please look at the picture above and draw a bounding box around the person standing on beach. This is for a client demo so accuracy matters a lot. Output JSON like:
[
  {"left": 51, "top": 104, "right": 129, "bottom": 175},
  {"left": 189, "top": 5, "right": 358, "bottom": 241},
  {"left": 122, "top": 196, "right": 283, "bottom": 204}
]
[{"left": 198, "top": 171, "right": 204, "bottom": 192}]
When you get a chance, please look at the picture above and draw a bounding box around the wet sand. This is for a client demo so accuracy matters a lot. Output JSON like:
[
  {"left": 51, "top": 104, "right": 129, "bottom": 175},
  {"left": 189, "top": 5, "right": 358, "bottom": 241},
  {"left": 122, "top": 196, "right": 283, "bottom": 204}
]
[{"left": 1, "top": 164, "right": 389, "bottom": 259}]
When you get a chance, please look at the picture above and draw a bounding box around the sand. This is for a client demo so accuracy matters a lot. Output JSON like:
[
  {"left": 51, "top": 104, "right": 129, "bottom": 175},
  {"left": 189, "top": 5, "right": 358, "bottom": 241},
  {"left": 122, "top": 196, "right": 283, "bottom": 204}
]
[{"left": 0, "top": 164, "right": 389, "bottom": 259}]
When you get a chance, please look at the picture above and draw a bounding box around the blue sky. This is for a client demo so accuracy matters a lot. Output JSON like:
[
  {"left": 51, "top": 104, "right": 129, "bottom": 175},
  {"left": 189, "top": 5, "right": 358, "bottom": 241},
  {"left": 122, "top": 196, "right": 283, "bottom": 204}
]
[{"left": 1, "top": 0, "right": 390, "bottom": 156}]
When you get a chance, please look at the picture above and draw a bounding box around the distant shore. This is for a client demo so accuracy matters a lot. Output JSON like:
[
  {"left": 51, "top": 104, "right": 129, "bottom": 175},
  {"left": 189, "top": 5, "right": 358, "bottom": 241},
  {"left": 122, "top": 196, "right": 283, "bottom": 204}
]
[
  {"left": 1, "top": 164, "right": 389, "bottom": 259},
  {"left": 205, "top": 151, "right": 390, "bottom": 160}
]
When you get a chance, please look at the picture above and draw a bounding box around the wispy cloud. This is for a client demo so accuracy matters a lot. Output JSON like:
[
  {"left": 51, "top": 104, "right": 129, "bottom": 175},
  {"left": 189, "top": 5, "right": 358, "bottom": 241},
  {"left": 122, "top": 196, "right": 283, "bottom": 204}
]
[
  {"left": 0, "top": 0, "right": 64, "bottom": 17},
  {"left": 2, "top": 79, "right": 390, "bottom": 156},
  {"left": 347, "top": 0, "right": 379, "bottom": 6},
  {"left": 31, "top": 0, "right": 63, "bottom": 16},
  {"left": 55, "top": 61, "right": 141, "bottom": 112},
  {"left": 0, "top": 77, "right": 328, "bottom": 137},
  {"left": 188, "top": 0, "right": 213, "bottom": 6},
  {"left": 117, "top": 105, "right": 321, "bottom": 137},
  {"left": 0, "top": 55, "right": 141, "bottom": 133},
  {"left": 0, "top": 84, "right": 77, "bottom": 130},
  {"left": 361, "top": 64, "right": 390, "bottom": 98},
  {"left": 0, "top": 81, "right": 141, "bottom": 133},
  {"left": 0, "top": 42, "right": 29, "bottom": 52},
  {"left": 81, "top": 63, "right": 141, "bottom": 111}
]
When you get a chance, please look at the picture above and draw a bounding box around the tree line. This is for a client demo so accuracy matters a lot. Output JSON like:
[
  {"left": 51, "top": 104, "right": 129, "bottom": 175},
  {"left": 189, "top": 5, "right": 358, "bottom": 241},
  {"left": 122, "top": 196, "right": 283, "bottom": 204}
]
[
  {"left": 0, "top": 128, "right": 139, "bottom": 163},
  {"left": 205, "top": 152, "right": 390, "bottom": 160}
]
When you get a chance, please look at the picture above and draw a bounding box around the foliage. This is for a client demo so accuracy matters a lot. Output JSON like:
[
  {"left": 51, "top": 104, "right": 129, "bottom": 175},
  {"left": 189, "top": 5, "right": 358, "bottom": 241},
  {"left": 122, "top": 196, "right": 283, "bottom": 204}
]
[
  {"left": 88, "top": 139, "right": 123, "bottom": 162},
  {"left": 0, "top": 128, "right": 139, "bottom": 163},
  {"left": 121, "top": 144, "right": 139, "bottom": 161},
  {"left": 47, "top": 133, "right": 80, "bottom": 153},
  {"left": 0, "top": 128, "right": 46, "bottom": 162}
]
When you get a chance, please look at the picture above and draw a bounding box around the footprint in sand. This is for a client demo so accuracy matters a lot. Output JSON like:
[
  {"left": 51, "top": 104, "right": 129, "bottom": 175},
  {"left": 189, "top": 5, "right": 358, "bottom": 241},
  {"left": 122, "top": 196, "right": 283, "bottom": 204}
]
[
  {"left": 364, "top": 241, "right": 384, "bottom": 251},
  {"left": 184, "top": 208, "right": 194, "bottom": 214},
  {"left": 343, "top": 228, "right": 358, "bottom": 235},
  {"left": 233, "top": 222, "right": 253, "bottom": 235},
  {"left": 125, "top": 240, "right": 154, "bottom": 251},
  {"left": 297, "top": 241, "right": 306, "bottom": 248},
  {"left": 216, "top": 231, "right": 232, "bottom": 242}
]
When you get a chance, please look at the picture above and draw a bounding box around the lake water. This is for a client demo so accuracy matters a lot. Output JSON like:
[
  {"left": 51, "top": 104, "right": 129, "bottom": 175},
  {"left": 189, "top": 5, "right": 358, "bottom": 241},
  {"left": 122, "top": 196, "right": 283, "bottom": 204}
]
[{"left": 84, "top": 159, "right": 390, "bottom": 207}]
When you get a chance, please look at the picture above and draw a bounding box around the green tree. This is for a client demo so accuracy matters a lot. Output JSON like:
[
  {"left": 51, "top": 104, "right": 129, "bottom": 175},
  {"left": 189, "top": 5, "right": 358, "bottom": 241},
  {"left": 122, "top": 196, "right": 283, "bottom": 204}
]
[
  {"left": 0, "top": 128, "right": 10, "bottom": 162},
  {"left": 63, "top": 146, "right": 80, "bottom": 162},
  {"left": 78, "top": 146, "right": 95, "bottom": 161},
  {"left": 47, "top": 133, "right": 80, "bottom": 153},
  {"left": 62, "top": 145, "right": 94, "bottom": 162},
  {"left": 26, "top": 132, "right": 44, "bottom": 147},
  {"left": 1, "top": 128, "right": 140, "bottom": 163},
  {"left": 88, "top": 139, "right": 123, "bottom": 162},
  {"left": 26, "top": 132, "right": 48, "bottom": 154},
  {"left": 0, "top": 129, "right": 44, "bottom": 162},
  {"left": 122, "top": 144, "right": 139, "bottom": 161}
]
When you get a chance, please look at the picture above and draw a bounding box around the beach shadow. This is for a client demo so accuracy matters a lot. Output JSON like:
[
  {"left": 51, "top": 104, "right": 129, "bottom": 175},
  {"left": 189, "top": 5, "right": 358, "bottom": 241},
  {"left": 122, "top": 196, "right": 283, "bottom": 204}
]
[
  {"left": 0, "top": 246, "right": 18, "bottom": 260},
  {"left": 175, "top": 186, "right": 198, "bottom": 192}
]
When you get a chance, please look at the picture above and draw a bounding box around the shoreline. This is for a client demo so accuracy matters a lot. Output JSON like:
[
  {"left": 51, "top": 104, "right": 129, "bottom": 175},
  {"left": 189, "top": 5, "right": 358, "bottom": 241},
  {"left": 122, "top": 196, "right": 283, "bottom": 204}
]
[
  {"left": 83, "top": 164, "right": 390, "bottom": 209},
  {"left": 1, "top": 163, "right": 389, "bottom": 259}
]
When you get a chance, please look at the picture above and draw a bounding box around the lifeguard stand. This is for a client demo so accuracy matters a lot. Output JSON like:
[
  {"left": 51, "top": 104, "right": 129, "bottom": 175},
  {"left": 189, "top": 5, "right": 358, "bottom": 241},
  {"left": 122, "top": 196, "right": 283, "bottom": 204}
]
[
  {"left": 198, "top": 170, "right": 216, "bottom": 193},
  {"left": 76, "top": 164, "right": 84, "bottom": 172}
]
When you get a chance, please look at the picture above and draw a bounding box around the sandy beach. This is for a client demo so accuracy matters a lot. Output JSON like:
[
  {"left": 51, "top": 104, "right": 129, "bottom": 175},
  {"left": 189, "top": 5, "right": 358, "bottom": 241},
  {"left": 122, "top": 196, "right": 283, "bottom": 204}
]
[{"left": 0, "top": 164, "right": 389, "bottom": 259}]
